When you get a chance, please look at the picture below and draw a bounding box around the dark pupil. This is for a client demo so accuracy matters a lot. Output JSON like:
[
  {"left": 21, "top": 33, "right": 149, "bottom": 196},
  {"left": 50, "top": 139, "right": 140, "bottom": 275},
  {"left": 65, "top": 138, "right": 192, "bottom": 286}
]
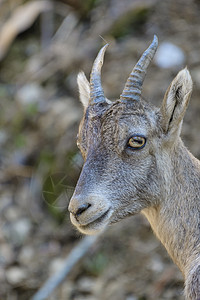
[{"left": 133, "top": 138, "right": 143, "bottom": 144}]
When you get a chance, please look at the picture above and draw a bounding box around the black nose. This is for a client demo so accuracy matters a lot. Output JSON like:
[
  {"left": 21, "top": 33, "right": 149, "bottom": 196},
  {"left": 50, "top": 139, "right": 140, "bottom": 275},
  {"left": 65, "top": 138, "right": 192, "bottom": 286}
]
[
  {"left": 76, "top": 203, "right": 91, "bottom": 217},
  {"left": 69, "top": 202, "right": 91, "bottom": 218}
]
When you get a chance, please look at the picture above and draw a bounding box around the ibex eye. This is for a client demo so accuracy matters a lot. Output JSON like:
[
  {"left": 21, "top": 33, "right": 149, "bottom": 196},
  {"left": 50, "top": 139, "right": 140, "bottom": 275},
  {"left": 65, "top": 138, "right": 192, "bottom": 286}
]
[{"left": 127, "top": 136, "right": 146, "bottom": 150}]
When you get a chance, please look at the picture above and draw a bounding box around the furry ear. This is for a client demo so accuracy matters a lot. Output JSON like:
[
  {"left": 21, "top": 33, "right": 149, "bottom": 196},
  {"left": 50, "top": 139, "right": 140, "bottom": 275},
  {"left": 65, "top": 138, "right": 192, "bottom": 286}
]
[
  {"left": 77, "top": 71, "right": 90, "bottom": 108},
  {"left": 161, "top": 68, "right": 193, "bottom": 137}
]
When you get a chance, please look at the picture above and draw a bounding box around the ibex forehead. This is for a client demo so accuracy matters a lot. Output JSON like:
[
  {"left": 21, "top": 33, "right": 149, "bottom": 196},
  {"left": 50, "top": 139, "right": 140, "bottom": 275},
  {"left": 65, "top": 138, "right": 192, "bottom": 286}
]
[
  {"left": 78, "top": 99, "right": 160, "bottom": 155},
  {"left": 95, "top": 98, "right": 158, "bottom": 129},
  {"left": 102, "top": 100, "right": 159, "bottom": 140}
]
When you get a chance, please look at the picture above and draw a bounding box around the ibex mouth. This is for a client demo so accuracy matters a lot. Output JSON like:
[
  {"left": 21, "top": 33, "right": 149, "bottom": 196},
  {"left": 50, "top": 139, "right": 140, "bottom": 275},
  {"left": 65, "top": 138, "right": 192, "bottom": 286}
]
[{"left": 78, "top": 208, "right": 112, "bottom": 235}]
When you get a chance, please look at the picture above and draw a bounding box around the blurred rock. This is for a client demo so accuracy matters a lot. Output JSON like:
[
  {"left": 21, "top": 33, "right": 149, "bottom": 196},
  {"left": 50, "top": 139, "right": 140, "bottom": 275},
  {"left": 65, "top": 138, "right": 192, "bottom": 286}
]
[
  {"left": 77, "top": 276, "right": 96, "bottom": 294},
  {"left": 0, "top": 130, "right": 7, "bottom": 145},
  {"left": 191, "top": 68, "right": 200, "bottom": 86},
  {"left": 6, "top": 266, "right": 27, "bottom": 285},
  {"left": 16, "top": 83, "right": 45, "bottom": 106},
  {"left": 3, "top": 218, "right": 32, "bottom": 246},
  {"left": 73, "top": 296, "right": 97, "bottom": 300},
  {"left": 49, "top": 257, "right": 65, "bottom": 275},
  {"left": 4, "top": 205, "right": 22, "bottom": 222},
  {"left": 126, "top": 295, "right": 138, "bottom": 300},
  {"left": 39, "top": 97, "right": 81, "bottom": 137},
  {"left": 0, "top": 243, "right": 15, "bottom": 265},
  {"left": 19, "top": 245, "right": 34, "bottom": 265},
  {"left": 0, "top": 269, "right": 6, "bottom": 281},
  {"left": 147, "top": 255, "right": 164, "bottom": 273},
  {"left": 0, "top": 192, "right": 13, "bottom": 216},
  {"left": 155, "top": 42, "right": 185, "bottom": 68}
]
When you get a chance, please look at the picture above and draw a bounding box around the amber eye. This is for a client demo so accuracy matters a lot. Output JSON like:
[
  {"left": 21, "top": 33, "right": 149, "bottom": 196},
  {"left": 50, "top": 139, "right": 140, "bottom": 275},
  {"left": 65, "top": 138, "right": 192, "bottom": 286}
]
[{"left": 127, "top": 136, "right": 146, "bottom": 150}]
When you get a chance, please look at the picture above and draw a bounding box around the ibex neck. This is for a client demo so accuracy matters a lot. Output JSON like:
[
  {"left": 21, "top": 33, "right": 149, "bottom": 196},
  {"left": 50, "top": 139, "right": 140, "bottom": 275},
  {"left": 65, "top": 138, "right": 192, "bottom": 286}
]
[{"left": 143, "top": 140, "right": 200, "bottom": 277}]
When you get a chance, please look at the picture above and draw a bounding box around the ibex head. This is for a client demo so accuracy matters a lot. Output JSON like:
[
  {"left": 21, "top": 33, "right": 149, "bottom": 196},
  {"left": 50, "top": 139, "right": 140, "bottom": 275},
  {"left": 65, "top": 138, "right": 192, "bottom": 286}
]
[{"left": 68, "top": 36, "right": 192, "bottom": 235}]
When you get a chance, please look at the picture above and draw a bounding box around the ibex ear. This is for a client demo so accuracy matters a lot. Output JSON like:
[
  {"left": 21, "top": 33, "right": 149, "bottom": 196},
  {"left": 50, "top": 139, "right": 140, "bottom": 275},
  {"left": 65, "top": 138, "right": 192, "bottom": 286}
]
[
  {"left": 77, "top": 71, "right": 90, "bottom": 108},
  {"left": 161, "top": 68, "right": 193, "bottom": 137}
]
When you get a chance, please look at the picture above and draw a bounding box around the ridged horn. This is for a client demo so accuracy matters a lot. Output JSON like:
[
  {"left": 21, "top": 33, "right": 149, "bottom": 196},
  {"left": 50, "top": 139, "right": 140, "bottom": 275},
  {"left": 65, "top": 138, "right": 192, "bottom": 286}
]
[
  {"left": 120, "top": 35, "right": 158, "bottom": 101},
  {"left": 90, "top": 44, "right": 109, "bottom": 104}
]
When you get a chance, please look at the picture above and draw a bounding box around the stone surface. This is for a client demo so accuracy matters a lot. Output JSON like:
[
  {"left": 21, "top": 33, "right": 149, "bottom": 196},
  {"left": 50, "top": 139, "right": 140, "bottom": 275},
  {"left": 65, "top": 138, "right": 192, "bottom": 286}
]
[
  {"left": 155, "top": 42, "right": 185, "bottom": 68},
  {"left": 6, "top": 267, "right": 27, "bottom": 285}
]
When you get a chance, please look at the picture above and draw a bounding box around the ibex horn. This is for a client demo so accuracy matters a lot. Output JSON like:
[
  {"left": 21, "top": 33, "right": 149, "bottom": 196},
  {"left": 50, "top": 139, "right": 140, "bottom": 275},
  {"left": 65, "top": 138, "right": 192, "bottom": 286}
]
[
  {"left": 90, "top": 43, "right": 109, "bottom": 104},
  {"left": 120, "top": 35, "right": 158, "bottom": 102}
]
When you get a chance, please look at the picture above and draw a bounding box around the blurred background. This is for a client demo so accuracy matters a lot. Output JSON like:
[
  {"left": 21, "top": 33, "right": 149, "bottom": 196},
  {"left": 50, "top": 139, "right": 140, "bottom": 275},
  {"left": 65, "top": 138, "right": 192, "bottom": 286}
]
[{"left": 1, "top": 0, "right": 200, "bottom": 299}]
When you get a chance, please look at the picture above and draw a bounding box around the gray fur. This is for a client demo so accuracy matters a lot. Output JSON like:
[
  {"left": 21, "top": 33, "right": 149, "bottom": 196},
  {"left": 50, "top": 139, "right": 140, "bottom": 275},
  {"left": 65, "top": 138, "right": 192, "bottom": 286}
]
[{"left": 68, "top": 40, "right": 199, "bottom": 299}]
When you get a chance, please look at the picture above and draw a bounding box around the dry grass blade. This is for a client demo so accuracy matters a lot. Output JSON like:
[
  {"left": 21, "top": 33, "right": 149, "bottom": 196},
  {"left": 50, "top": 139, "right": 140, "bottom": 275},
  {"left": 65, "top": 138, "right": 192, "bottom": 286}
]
[{"left": 32, "top": 235, "right": 98, "bottom": 300}]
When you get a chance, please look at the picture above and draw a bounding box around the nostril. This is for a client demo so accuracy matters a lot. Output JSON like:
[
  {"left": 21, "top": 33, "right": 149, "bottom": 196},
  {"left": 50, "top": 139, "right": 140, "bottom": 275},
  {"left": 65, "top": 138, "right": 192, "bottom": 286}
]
[{"left": 75, "top": 203, "right": 91, "bottom": 217}]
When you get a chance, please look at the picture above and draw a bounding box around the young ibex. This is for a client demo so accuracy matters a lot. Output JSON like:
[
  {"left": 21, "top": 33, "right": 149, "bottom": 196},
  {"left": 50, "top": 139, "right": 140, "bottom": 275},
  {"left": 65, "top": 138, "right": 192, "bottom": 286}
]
[{"left": 68, "top": 36, "right": 200, "bottom": 299}]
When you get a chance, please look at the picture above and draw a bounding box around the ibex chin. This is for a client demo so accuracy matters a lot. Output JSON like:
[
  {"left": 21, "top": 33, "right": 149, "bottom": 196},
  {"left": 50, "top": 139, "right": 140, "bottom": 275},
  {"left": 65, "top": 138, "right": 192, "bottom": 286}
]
[{"left": 68, "top": 35, "right": 200, "bottom": 299}]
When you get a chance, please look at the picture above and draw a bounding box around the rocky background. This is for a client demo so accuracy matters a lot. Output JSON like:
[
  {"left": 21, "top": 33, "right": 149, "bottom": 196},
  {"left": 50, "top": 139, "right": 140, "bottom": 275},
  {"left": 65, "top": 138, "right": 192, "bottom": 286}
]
[{"left": 1, "top": 0, "right": 200, "bottom": 299}]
